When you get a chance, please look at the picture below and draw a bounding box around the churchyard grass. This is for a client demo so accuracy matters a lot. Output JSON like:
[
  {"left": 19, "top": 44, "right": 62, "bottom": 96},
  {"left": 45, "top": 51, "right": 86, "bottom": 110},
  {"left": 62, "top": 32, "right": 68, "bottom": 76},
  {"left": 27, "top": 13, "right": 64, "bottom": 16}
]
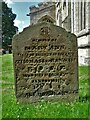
[{"left": 1, "top": 54, "right": 90, "bottom": 118}]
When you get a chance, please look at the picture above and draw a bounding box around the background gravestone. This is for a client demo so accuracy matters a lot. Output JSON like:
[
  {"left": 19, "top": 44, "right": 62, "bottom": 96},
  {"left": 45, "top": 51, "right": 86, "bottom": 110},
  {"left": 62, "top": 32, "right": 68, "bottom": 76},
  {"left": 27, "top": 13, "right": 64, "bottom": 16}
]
[{"left": 12, "top": 17, "right": 78, "bottom": 103}]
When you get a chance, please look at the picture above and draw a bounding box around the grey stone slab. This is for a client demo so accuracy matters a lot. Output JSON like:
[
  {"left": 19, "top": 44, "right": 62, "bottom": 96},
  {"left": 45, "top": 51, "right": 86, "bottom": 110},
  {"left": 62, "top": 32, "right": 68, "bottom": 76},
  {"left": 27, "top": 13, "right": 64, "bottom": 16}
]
[{"left": 12, "top": 21, "right": 78, "bottom": 103}]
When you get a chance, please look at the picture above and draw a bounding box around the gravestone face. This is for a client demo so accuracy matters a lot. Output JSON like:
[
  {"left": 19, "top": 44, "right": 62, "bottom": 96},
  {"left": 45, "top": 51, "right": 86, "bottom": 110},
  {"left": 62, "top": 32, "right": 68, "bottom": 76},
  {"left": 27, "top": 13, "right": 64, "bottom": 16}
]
[{"left": 12, "top": 21, "right": 78, "bottom": 103}]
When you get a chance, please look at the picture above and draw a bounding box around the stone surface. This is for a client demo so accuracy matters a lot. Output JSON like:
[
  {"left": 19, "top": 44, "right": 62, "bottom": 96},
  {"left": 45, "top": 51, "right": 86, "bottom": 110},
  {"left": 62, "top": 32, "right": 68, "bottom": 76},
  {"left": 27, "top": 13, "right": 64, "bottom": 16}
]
[
  {"left": 12, "top": 21, "right": 78, "bottom": 103},
  {"left": 28, "top": 2, "right": 90, "bottom": 66},
  {"left": 28, "top": 2, "right": 56, "bottom": 25}
]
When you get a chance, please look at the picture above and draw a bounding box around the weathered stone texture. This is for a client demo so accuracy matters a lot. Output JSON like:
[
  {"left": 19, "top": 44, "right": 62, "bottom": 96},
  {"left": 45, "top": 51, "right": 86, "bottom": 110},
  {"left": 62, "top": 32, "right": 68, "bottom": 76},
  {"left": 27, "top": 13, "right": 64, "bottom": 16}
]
[{"left": 12, "top": 22, "right": 78, "bottom": 103}]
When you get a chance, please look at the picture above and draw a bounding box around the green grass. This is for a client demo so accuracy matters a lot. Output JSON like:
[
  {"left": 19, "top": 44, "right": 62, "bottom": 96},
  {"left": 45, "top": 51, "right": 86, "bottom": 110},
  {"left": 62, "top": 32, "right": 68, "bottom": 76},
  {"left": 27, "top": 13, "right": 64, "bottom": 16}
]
[
  {"left": 0, "top": 55, "right": 2, "bottom": 119},
  {"left": 1, "top": 54, "right": 90, "bottom": 119},
  {"left": 79, "top": 66, "right": 90, "bottom": 98},
  {"left": 2, "top": 54, "right": 14, "bottom": 83}
]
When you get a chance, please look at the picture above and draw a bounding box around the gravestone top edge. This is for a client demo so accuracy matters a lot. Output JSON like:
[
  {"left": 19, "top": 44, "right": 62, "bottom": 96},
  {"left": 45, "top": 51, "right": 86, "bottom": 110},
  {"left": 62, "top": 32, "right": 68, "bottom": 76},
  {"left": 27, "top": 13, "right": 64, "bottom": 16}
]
[{"left": 12, "top": 22, "right": 77, "bottom": 42}]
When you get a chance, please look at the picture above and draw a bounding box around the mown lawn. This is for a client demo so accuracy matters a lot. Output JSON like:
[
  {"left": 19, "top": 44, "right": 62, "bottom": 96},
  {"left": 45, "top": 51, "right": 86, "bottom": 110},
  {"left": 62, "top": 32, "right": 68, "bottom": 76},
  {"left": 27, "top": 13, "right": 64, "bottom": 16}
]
[{"left": 1, "top": 54, "right": 90, "bottom": 119}]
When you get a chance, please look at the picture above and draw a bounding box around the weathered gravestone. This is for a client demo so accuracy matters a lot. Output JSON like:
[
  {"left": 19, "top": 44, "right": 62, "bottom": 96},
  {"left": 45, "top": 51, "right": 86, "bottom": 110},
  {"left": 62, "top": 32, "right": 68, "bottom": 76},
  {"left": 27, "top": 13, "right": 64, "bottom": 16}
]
[{"left": 12, "top": 17, "right": 78, "bottom": 103}]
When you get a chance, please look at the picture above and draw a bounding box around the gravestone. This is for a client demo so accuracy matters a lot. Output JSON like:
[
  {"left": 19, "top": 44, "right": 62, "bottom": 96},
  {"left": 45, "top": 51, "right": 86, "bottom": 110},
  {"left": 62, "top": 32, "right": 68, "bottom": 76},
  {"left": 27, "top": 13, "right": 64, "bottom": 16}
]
[{"left": 12, "top": 16, "right": 78, "bottom": 103}]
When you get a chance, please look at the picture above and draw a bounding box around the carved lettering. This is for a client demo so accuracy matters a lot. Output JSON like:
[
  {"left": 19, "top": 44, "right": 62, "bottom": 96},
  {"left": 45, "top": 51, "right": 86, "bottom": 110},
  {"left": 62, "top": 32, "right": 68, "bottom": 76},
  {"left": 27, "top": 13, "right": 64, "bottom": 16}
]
[{"left": 13, "top": 21, "right": 78, "bottom": 102}]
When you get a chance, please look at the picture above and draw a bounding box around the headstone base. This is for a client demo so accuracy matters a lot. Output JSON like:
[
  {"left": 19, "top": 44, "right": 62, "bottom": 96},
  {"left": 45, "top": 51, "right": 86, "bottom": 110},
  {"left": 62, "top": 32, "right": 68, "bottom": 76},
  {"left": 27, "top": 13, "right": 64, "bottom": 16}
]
[{"left": 16, "top": 93, "right": 79, "bottom": 103}]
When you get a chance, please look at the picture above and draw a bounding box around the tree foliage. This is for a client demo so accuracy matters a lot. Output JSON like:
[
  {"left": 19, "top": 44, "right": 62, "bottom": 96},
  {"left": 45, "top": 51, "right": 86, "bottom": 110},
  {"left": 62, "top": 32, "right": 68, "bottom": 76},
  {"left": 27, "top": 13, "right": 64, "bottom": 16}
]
[{"left": 2, "top": 2, "right": 18, "bottom": 50}]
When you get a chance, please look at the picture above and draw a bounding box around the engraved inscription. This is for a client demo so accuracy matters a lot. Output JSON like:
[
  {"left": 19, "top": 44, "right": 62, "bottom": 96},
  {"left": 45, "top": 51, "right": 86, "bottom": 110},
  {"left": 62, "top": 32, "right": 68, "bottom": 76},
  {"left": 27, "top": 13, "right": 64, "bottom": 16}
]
[
  {"left": 12, "top": 22, "right": 78, "bottom": 102},
  {"left": 14, "top": 39, "right": 77, "bottom": 97}
]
